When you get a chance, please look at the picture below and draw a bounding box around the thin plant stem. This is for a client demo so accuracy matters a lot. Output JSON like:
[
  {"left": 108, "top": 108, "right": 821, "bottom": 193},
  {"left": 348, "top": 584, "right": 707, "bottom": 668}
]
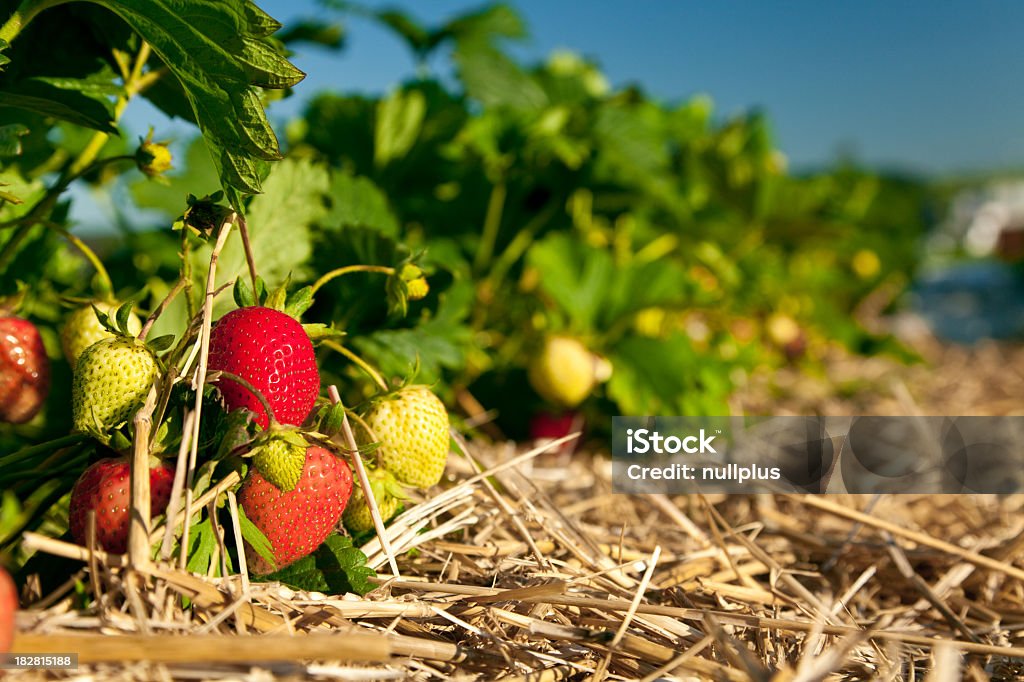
[
  {"left": 235, "top": 214, "right": 260, "bottom": 301},
  {"left": 138, "top": 277, "right": 186, "bottom": 342},
  {"left": 0, "top": 0, "right": 72, "bottom": 44},
  {"left": 309, "top": 265, "right": 395, "bottom": 297},
  {"left": 473, "top": 180, "right": 507, "bottom": 274},
  {"left": 321, "top": 338, "right": 389, "bottom": 392},
  {"left": 210, "top": 369, "right": 277, "bottom": 426}
]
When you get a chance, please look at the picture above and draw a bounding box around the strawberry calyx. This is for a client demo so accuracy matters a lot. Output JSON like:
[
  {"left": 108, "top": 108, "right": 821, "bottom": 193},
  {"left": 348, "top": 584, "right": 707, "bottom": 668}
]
[
  {"left": 174, "top": 192, "right": 233, "bottom": 238},
  {"left": 135, "top": 129, "right": 173, "bottom": 179},
  {"left": 90, "top": 300, "right": 175, "bottom": 354}
]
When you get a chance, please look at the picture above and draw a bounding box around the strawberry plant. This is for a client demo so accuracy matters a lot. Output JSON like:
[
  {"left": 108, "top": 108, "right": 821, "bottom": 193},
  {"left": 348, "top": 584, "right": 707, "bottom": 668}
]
[{"left": 0, "top": 0, "right": 932, "bottom": 655}]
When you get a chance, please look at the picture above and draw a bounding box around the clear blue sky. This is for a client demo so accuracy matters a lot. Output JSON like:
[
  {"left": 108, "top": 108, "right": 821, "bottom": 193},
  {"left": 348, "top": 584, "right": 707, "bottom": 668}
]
[{"left": 131, "top": 1, "right": 1024, "bottom": 176}]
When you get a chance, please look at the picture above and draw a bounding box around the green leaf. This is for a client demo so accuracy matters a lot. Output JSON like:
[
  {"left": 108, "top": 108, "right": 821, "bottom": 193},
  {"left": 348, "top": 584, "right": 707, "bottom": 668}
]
[
  {"left": 82, "top": 0, "right": 302, "bottom": 206},
  {"left": 238, "top": 37, "right": 305, "bottom": 89},
  {"left": 185, "top": 518, "right": 219, "bottom": 576},
  {"left": 0, "top": 124, "right": 29, "bottom": 156},
  {"left": 323, "top": 171, "right": 400, "bottom": 237},
  {"left": 373, "top": 9, "right": 434, "bottom": 55},
  {"left": 0, "top": 83, "right": 115, "bottom": 133},
  {"left": 238, "top": 505, "right": 276, "bottom": 570},
  {"left": 526, "top": 233, "right": 614, "bottom": 332},
  {"left": 276, "top": 20, "right": 345, "bottom": 50},
  {"left": 354, "top": 279, "right": 474, "bottom": 385},
  {"left": 321, "top": 401, "right": 346, "bottom": 437},
  {"left": 114, "top": 300, "right": 134, "bottom": 335},
  {"left": 607, "top": 334, "right": 732, "bottom": 416},
  {"left": 454, "top": 40, "right": 546, "bottom": 111},
  {"left": 444, "top": 4, "right": 527, "bottom": 42},
  {"left": 260, "top": 534, "right": 376, "bottom": 595},
  {"left": 375, "top": 88, "right": 426, "bottom": 167}
]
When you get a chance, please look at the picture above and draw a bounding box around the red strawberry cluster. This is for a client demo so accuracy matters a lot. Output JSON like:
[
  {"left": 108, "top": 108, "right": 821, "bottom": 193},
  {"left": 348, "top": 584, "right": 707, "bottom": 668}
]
[{"left": 209, "top": 306, "right": 351, "bottom": 573}]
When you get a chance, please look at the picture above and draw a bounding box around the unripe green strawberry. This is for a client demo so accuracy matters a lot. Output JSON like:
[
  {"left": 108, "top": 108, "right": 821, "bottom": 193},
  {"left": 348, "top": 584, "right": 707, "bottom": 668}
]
[
  {"left": 528, "top": 335, "right": 610, "bottom": 408},
  {"left": 343, "top": 468, "right": 405, "bottom": 534},
  {"left": 249, "top": 430, "right": 308, "bottom": 492},
  {"left": 62, "top": 304, "right": 142, "bottom": 369},
  {"left": 72, "top": 337, "right": 158, "bottom": 437},
  {"left": 362, "top": 386, "right": 450, "bottom": 489}
]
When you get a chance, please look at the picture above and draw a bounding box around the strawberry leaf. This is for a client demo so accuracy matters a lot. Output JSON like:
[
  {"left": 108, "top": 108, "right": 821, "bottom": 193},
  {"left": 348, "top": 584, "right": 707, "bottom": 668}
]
[
  {"left": 185, "top": 518, "right": 219, "bottom": 576},
  {"left": 259, "top": 534, "right": 376, "bottom": 595},
  {"left": 83, "top": 0, "right": 303, "bottom": 207},
  {"left": 264, "top": 275, "right": 289, "bottom": 312},
  {"left": 237, "top": 505, "right": 277, "bottom": 571}
]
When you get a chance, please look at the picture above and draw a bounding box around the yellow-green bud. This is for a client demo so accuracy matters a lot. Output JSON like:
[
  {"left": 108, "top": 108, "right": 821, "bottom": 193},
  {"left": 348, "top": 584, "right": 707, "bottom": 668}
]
[{"left": 136, "top": 140, "right": 173, "bottom": 177}]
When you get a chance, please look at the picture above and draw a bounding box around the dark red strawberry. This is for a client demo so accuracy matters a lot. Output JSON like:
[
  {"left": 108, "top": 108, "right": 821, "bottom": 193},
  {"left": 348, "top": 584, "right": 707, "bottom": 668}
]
[
  {"left": 0, "top": 316, "right": 50, "bottom": 424},
  {"left": 69, "top": 458, "right": 176, "bottom": 554},
  {"left": 238, "top": 445, "right": 353, "bottom": 574},
  {"left": 0, "top": 565, "right": 16, "bottom": 653},
  {"left": 530, "top": 411, "right": 584, "bottom": 455},
  {"left": 208, "top": 306, "right": 319, "bottom": 429}
]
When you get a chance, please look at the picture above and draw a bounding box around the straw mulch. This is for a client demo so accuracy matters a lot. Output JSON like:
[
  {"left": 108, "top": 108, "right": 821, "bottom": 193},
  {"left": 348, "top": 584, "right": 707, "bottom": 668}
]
[{"left": 9, "top": 338, "right": 1024, "bottom": 681}]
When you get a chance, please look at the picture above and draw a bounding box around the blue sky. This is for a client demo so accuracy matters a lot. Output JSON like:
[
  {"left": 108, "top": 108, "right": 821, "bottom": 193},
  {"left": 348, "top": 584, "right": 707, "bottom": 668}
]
[{"left": 127, "top": 1, "right": 1024, "bottom": 176}]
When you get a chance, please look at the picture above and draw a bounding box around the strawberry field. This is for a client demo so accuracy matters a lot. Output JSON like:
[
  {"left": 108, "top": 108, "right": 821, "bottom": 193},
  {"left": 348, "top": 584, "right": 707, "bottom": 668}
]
[{"left": 1, "top": 1, "right": 1023, "bottom": 679}]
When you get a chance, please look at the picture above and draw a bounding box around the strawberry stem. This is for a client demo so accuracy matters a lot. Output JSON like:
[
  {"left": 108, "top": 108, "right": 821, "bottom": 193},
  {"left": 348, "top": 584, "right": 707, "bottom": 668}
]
[
  {"left": 139, "top": 277, "right": 186, "bottom": 341},
  {"left": 50, "top": 225, "right": 115, "bottom": 298},
  {"left": 309, "top": 265, "right": 395, "bottom": 297},
  {"left": 210, "top": 369, "right": 278, "bottom": 426},
  {"left": 236, "top": 214, "right": 260, "bottom": 303},
  {"left": 321, "top": 339, "right": 390, "bottom": 392}
]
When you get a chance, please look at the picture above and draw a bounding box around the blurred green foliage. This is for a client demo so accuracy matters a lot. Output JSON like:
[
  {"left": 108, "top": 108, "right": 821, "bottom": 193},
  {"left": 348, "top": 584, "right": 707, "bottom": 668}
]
[{"left": 1, "top": 1, "right": 930, "bottom": 455}]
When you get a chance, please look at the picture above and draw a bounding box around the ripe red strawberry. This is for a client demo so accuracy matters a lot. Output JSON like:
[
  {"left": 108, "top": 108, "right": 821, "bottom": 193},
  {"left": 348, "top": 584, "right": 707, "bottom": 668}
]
[
  {"left": 529, "top": 411, "right": 584, "bottom": 454},
  {"left": 238, "top": 445, "right": 353, "bottom": 574},
  {"left": 69, "top": 457, "right": 176, "bottom": 554},
  {"left": 0, "top": 316, "right": 50, "bottom": 424},
  {"left": 0, "top": 565, "right": 16, "bottom": 653},
  {"left": 208, "top": 306, "right": 319, "bottom": 429}
]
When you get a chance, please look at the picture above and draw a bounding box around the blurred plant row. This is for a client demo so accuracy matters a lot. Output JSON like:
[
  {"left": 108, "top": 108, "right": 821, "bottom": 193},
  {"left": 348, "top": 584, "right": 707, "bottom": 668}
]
[{"left": 2, "top": 2, "right": 928, "bottom": 454}]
